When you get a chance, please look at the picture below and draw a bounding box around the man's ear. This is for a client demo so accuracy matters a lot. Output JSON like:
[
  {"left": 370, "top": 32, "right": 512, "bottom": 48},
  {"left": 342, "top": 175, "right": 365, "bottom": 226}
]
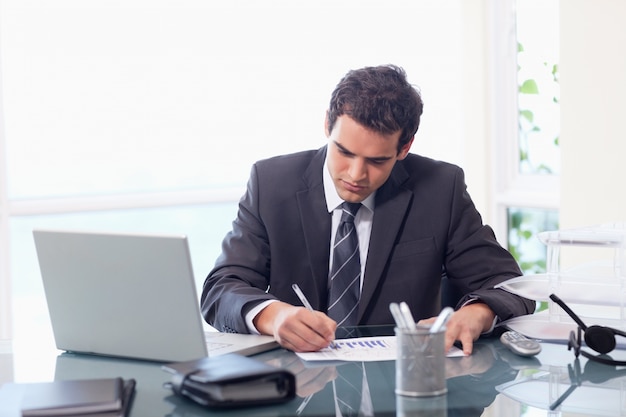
[
  {"left": 397, "top": 136, "right": 415, "bottom": 160},
  {"left": 324, "top": 111, "right": 330, "bottom": 137}
]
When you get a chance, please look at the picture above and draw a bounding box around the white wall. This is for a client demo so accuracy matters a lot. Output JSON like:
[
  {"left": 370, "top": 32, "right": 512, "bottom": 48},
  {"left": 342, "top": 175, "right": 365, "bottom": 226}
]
[{"left": 560, "top": 0, "right": 626, "bottom": 265}]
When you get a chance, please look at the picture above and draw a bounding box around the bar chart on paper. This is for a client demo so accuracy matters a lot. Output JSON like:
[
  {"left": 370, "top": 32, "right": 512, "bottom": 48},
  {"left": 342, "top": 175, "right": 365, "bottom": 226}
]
[
  {"left": 296, "top": 336, "right": 396, "bottom": 362},
  {"left": 296, "top": 336, "right": 464, "bottom": 362}
]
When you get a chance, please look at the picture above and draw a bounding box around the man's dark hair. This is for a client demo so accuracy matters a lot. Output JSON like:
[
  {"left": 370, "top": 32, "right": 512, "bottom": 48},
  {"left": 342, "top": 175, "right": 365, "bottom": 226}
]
[{"left": 327, "top": 65, "right": 424, "bottom": 154}]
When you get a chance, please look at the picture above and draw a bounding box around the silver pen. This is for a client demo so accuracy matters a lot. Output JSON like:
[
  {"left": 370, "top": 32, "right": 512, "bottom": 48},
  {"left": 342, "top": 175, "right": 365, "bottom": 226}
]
[
  {"left": 430, "top": 306, "right": 454, "bottom": 334},
  {"left": 291, "top": 283, "right": 337, "bottom": 348},
  {"left": 399, "top": 301, "right": 417, "bottom": 330},
  {"left": 291, "top": 283, "right": 314, "bottom": 311}
]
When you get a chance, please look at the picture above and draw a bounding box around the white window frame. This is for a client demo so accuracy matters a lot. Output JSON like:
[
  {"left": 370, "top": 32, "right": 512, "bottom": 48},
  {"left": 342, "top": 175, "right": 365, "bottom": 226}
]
[{"left": 488, "top": 0, "right": 560, "bottom": 244}]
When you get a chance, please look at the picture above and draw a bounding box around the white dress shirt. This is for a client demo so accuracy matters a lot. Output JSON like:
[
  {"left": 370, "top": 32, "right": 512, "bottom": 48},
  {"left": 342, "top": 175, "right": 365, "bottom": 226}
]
[{"left": 245, "top": 154, "right": 375, "bottom": 332}]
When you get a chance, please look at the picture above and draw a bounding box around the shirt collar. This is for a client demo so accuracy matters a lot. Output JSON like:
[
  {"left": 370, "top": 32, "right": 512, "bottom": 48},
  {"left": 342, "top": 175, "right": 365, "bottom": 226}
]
[{"left": 323, "top": 153, "right": 375, "bottom": 213}]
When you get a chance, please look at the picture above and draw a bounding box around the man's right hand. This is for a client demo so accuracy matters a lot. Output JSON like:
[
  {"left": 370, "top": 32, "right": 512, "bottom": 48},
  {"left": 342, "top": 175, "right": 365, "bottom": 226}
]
[{"left": 253, "top": 301, "right": 337, "bottom": 352}]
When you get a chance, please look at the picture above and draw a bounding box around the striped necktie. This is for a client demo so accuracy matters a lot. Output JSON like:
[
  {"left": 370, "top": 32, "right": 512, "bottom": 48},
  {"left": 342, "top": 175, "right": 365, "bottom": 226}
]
[{"left": 328, "top": 202, "right": 362, "bottom": 326}]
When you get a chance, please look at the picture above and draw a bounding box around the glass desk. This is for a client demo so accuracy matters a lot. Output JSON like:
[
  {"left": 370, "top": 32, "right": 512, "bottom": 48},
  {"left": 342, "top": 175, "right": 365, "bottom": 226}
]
[{"left": 3, "top": 325, "right": 626, "bottom": 416}]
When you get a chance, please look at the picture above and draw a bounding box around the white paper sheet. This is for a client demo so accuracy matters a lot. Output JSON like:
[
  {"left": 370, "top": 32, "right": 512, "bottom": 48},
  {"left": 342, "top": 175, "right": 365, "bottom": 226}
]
[{"left": 295, "top": 336, "right": 466, "bottom": 362}]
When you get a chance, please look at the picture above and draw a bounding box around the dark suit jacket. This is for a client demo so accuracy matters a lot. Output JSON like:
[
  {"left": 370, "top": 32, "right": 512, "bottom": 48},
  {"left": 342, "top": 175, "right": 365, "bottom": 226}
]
[{"left": 201, "top": 147, "right": 534, "bottom": 333}]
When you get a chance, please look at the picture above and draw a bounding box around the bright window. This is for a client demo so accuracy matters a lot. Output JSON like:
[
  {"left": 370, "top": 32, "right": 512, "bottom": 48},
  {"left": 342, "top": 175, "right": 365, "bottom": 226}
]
[
  {"left": 516, "top": 0, "right": 560, "bottom": 176},
  {"left": 0, "top": 0, "right": 562, "bottom": 353},
  {"left": 1, "top": 0, "right": 469, "bottom": 200},
  {"left": 1, "top": 1, "right": 473, "bottom": 350},
  {"left": 492, "top": 0, "right": 561, "bottom": 274}
]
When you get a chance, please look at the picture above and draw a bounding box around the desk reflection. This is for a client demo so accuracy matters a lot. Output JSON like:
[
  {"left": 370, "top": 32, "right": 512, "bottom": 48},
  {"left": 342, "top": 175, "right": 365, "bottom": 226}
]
[
  {"left": 54, "top": 353, "right": 174, "bottom": 417},
  {"left": 260, "top": 341, "right": 528, "bottom": 417},
  {"left": 48, "top": 335, "right": 546, "bottom": 417},
  {"left": 497, "top": 357, "right": 626, "bottom": 416}
]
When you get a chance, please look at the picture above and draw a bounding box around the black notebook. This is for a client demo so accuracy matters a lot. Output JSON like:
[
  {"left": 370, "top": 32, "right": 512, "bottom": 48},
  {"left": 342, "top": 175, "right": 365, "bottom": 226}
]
[
  {"left": 18, "top": 377, "right": 135, "bottom": 417},
  {"left": 162, "top": 353, "right": 295, "bottom": 408}
]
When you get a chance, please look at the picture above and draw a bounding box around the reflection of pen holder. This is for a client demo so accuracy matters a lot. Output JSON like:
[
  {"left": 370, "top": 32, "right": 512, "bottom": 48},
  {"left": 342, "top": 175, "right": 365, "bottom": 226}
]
[
  {"left": 395, "top": 326, "right": 447, "bottom": 397},
  {"left": 396, "top": 394, "right": 447, "bottom": 417}
]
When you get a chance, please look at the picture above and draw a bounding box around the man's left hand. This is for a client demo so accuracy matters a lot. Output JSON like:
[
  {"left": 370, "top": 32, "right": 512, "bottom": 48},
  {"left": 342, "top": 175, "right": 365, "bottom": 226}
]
[{"left": 418, "top": 303, "right": 495, "bottom": 355}]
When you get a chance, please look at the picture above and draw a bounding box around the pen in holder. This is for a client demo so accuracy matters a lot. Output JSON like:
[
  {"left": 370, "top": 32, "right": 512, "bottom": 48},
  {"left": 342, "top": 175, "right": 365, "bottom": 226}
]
[{"left": 389, "top": 303, "right": 451, "bottom": 397}]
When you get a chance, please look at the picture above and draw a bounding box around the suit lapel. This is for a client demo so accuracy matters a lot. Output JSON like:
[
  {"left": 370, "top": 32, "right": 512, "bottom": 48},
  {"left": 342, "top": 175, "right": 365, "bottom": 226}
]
[
  {"left": 358, "top": 163, "right": 412, "bottom": 321},
  {"left": 296, "top": 148, "right": 332, "bottom": 309}
]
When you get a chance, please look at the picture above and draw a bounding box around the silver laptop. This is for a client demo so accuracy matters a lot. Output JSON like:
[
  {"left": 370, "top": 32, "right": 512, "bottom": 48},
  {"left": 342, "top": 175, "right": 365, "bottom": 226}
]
[{"left": 33, "top": 229, "right": 278, "bottom": 362}]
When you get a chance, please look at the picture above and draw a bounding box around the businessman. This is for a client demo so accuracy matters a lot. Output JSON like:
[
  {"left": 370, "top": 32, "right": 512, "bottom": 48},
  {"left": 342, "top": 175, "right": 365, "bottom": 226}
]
[{"left": 201, "top": 64, "right": 535, "bottom": 354}]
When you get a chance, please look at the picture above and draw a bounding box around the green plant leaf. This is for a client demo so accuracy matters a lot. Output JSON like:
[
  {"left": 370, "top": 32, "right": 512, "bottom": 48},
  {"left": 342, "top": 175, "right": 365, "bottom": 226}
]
[
  {"left": 535, "top": 164, "right": 553, "bottom": 174},
  {"left": 520, "top": 109, "right": 534, "bottom": 123},
  {"left": 510, "top": 212, "right": 522, "bottom": 229},
  {"left": 519, "top": 149, "right": 528, "bottom": 162},
  {"left": 519, "top": 79, "right": 539, "bottom": 94}
]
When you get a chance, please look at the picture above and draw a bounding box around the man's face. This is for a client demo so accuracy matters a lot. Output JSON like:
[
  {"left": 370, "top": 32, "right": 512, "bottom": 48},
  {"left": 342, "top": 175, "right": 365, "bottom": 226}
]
[{"left": 326, "top": 115, "right": 413, "bottom": 203}]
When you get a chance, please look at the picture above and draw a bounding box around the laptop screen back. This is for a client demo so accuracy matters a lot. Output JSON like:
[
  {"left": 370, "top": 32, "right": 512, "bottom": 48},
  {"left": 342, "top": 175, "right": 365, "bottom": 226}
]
[{"left": 33, "top": 229, "right": 208, "bottom": 362}]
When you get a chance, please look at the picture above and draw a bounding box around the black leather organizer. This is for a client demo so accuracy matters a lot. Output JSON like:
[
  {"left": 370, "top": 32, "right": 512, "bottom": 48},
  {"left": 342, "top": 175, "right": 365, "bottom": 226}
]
[{"left": 162, "top": 353, "right": 296, "bottom": 408}]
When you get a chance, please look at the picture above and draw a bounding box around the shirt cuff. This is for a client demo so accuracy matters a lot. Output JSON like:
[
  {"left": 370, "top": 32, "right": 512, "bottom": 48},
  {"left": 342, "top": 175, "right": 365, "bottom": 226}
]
[{"left": 244, "top": 299, "right": 277, "bottom": 334}]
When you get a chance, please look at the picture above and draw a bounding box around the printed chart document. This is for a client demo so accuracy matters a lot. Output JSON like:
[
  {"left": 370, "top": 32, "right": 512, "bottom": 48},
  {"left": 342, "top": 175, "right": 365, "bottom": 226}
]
[{"left": 296, "top": 336, "right": 465, "bottom": 362}]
